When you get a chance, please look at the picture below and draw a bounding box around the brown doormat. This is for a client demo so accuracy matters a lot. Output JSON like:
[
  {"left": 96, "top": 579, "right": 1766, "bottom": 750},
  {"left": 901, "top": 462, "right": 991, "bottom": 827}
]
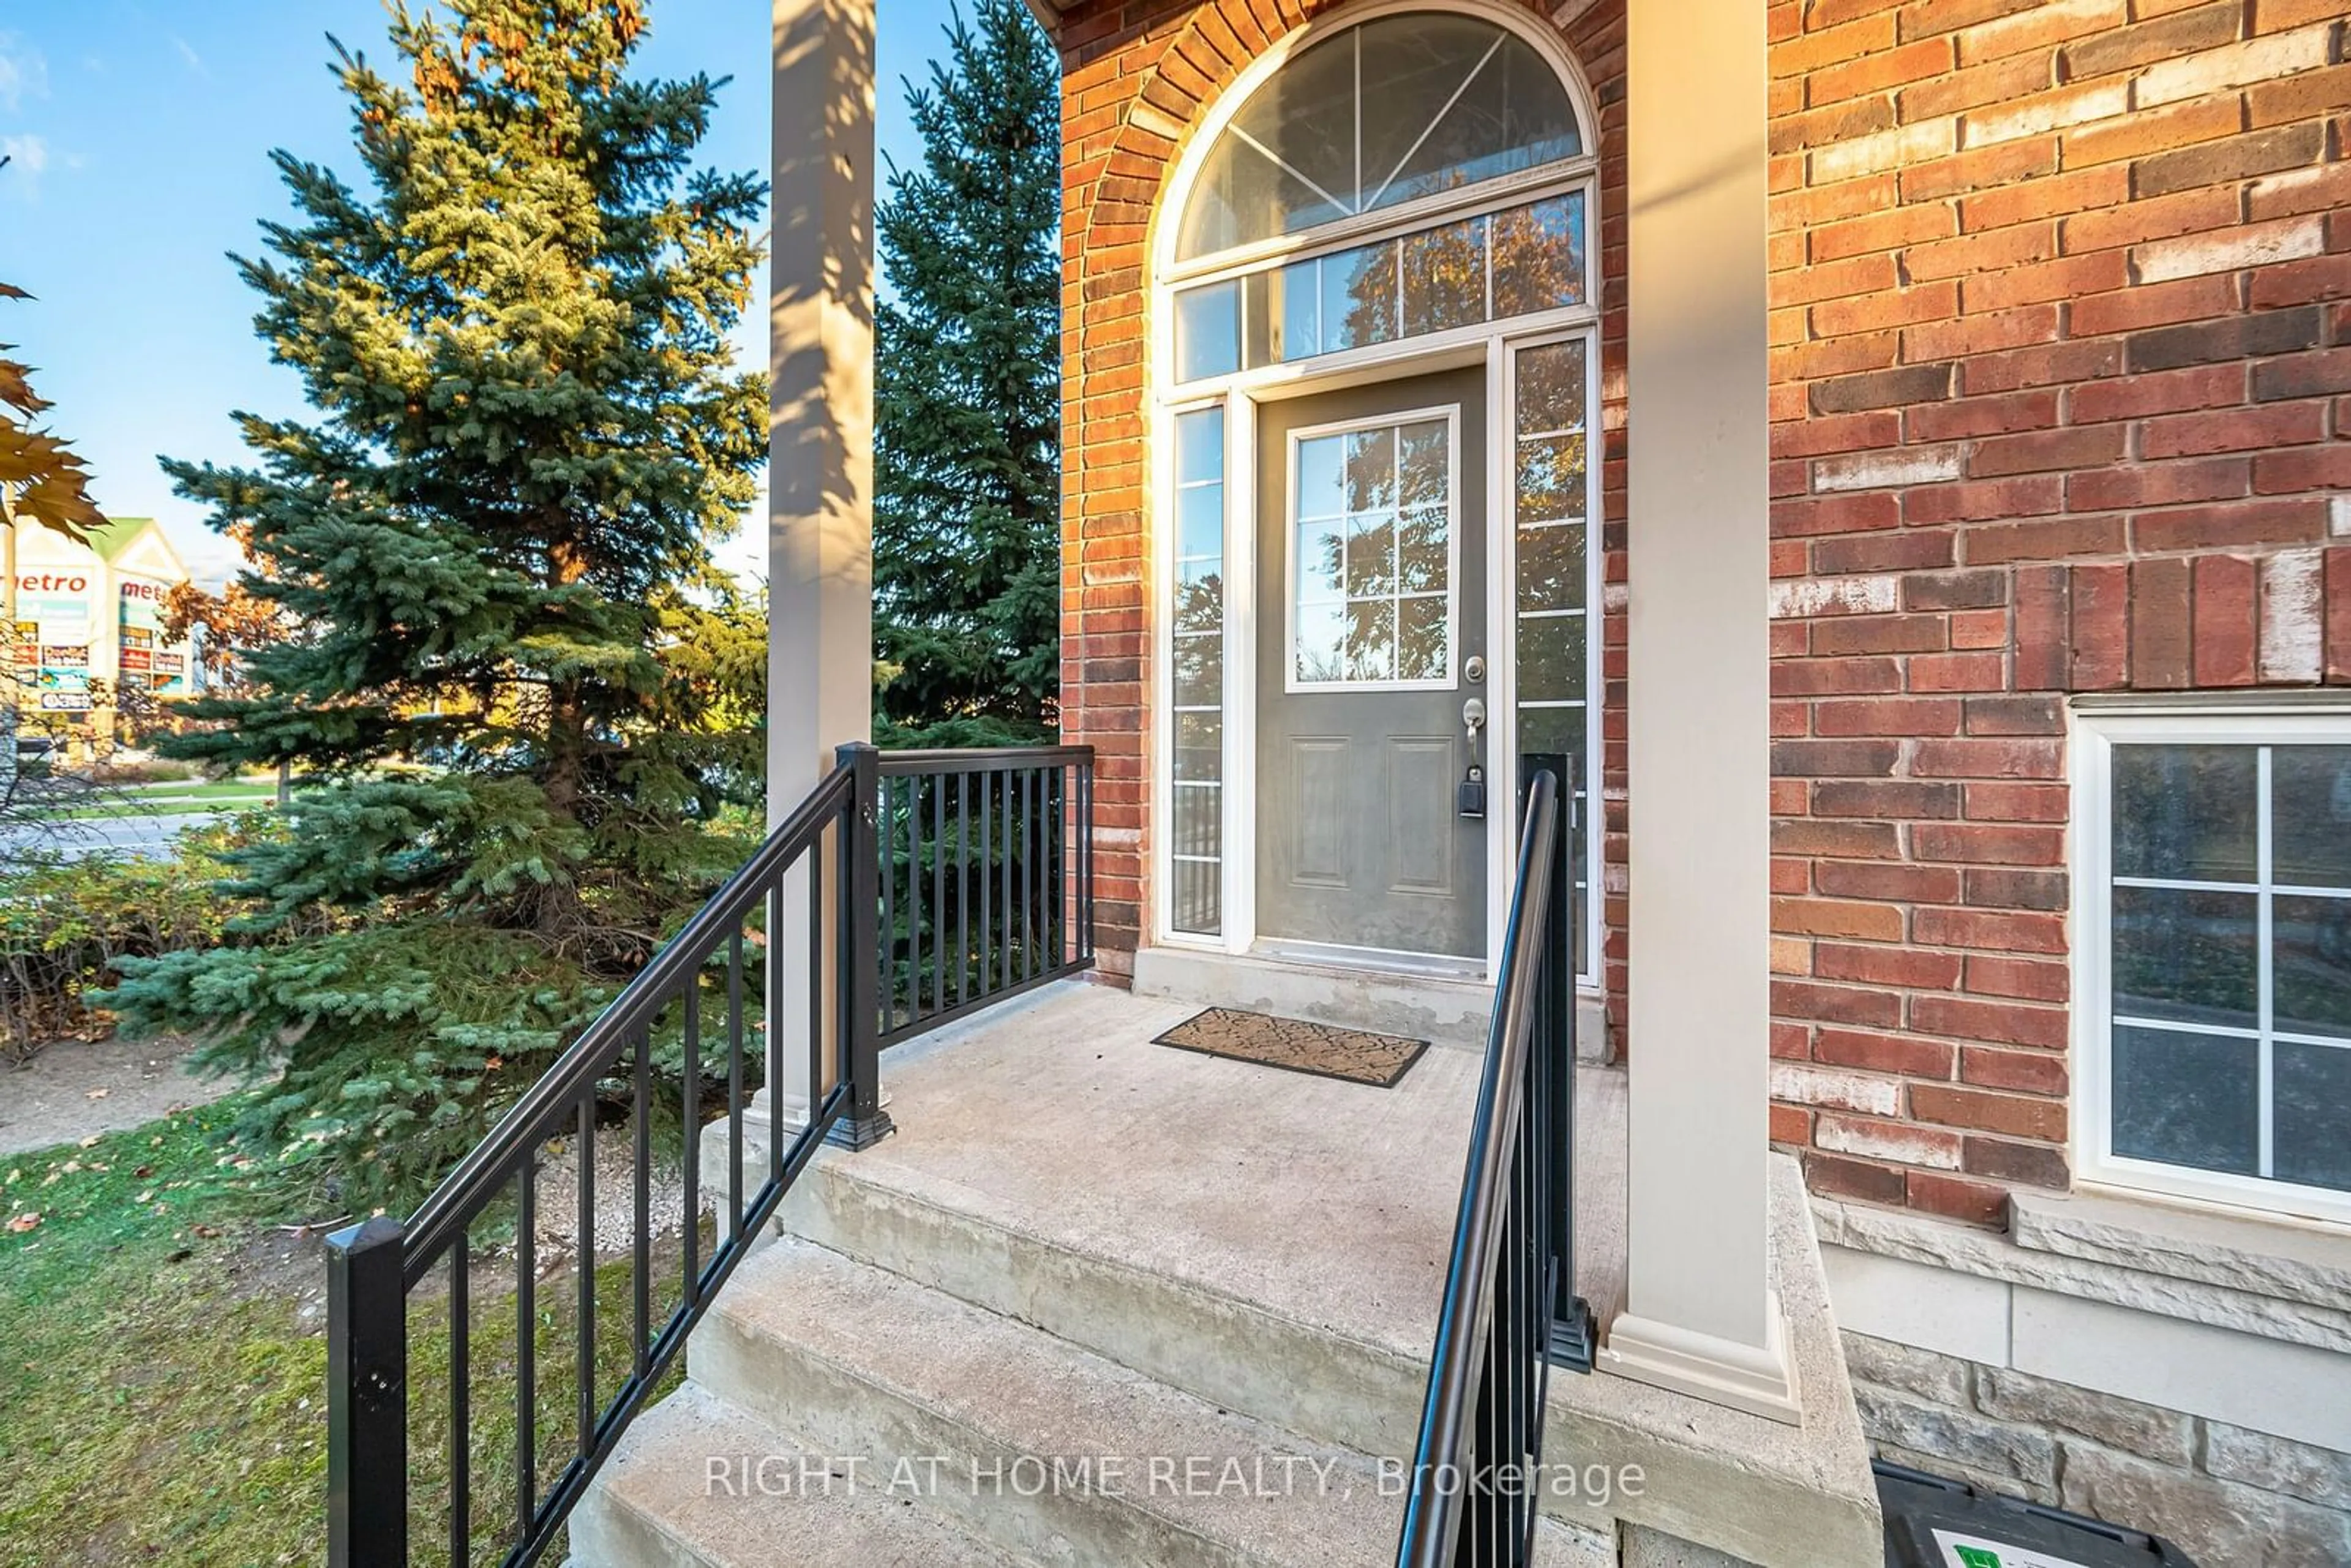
[{"left": 1152, "top": 1008, "right": 1430, "bottom": 1088}]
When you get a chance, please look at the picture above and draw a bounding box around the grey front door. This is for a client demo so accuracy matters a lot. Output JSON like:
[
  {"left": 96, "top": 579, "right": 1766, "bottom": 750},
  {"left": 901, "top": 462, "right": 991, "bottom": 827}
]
[{"left": 1255, "top": 367, "right": 1488, "bottom": 959}]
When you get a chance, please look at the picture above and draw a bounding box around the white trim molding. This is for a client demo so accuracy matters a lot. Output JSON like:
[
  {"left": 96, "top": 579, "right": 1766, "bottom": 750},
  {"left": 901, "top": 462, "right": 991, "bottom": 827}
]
[{"left": 1600, "top": 1296, "right": 1804, "bottom": 1425}]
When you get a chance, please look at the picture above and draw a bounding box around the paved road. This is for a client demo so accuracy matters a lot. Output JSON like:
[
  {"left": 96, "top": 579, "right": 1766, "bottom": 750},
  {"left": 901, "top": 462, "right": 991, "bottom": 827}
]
[{"left": 0, "top": 809, "right": 222, "bottom": 861}]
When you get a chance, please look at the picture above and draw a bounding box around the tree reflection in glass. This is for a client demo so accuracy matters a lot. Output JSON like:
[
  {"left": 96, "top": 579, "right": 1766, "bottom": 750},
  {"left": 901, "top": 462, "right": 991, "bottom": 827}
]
[{"left": 1293, "top": 419, "right": 1449, "bottom": 685}]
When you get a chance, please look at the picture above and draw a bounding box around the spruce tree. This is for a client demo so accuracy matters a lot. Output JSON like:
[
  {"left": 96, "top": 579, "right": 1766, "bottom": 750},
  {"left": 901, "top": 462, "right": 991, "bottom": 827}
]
[
  {"left": 105, "top": 0, "right": 768, "bottom": 1205},
  {"left": 872, "top": 0, "right": 1061, "bottom": 746}
]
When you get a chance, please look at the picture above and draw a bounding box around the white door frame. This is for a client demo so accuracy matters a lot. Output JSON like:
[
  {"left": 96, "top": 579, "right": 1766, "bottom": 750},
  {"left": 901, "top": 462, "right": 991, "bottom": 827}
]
[
  {"left": 1142, "top": 0, "right": 1607, "bottom": 981},
  {"left": 1153, "top": 323, "right": 1600, "bottom": 980}
]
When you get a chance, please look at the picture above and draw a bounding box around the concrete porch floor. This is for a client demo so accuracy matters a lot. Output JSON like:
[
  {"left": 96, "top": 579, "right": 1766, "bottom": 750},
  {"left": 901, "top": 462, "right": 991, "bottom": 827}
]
[
  {"left": 833, "top": 977, "right": 1619, "bottom": 1367},
  {"left": 814, "top": 978, "right": 1880, "bottom": 1565},
  {"left": 601, "top": 975, "right": 1877, "bottom": 1566}
]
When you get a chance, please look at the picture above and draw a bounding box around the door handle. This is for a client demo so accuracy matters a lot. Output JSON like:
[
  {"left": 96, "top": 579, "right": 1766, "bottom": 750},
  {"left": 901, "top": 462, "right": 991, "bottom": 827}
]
[{"left": 1458, "top": 698, "right": 1489, "bottom": 819}]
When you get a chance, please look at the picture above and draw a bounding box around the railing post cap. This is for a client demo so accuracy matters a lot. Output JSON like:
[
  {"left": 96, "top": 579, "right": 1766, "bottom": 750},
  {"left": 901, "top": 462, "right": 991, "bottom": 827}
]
[{"left": 326, "top": 1213, "right": 405, "bottom": 1258}]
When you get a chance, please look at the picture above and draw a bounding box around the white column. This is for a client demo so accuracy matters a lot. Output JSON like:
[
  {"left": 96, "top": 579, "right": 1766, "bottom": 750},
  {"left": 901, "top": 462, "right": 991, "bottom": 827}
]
[
  {"left": 1597, "top": 0, "right": 1798, "bottom": 1422},
  {"left": 765, "top": 0, "right": 876, "bottom": 1127}
]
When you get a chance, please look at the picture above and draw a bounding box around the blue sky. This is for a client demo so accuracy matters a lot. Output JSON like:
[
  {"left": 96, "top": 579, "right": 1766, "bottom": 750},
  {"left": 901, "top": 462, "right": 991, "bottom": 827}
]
[{"left": 1, "top": 0, "right": 964, "bottom": 585}]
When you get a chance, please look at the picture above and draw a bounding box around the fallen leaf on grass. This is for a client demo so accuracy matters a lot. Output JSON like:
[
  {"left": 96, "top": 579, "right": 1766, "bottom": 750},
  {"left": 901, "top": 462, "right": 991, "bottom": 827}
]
[{"left": 6, "top": 1214, "right": 39, "bottom": 1233}]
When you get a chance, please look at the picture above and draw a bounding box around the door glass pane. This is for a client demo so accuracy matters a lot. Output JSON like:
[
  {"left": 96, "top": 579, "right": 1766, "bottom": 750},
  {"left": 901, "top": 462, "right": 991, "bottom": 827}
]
[
  {"left": 1400, "top": 596, "right": 1449, "bottom": 681},
  {"left": 2273, "top": 895, "right": 2351, "bottom": 1040},
  {"left": 1292, "top": 419, "right": 1451, "bottom": 688},
  {"left": 1297, "top": 435, "right": 1346, "bottom": 521},
  {"left": 2272, "top": 746, "right": 2351, "bottom": 888},
  {"left": 1295, "top": 519, "right": 1344, "bottom": 604},
  {"left": 2274, "top": 1042, "right": 2351, "bottom": 1191},
  {"left": 1295, "top": 600, "right": 1346, "bottom": 683},
  {"left": 2110, "top": 885, "right": 2258, "bottom": 1029},
  {"left": 1345, "top": 512, "right": 1396, "bottom": 598},
  {"left": 1398, "top": 421, "right": 1448, "bottom": 508},
  {"left": 1344, "top": 427, "right": 1397, "bottom": 511},
  {"left": 1346, "top": 599, "right": 1398, "bottom": 681},
  {"left": 2112, "top": 745, "right": 2257, "bottom": 882},
  {"left": 1398, "top": 506, "right": 1448, "bottom": 593},
  {"left": 2113, "top": 1025, "right": 2259, "bottom": 1177}
]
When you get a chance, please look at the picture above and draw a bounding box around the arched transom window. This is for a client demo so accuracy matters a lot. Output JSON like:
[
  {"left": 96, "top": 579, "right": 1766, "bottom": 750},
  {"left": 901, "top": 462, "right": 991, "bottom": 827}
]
[
  {"left": 1169, "top": 11, "right": 1591, "bottom": 383},
  {"left": 1178, "top": 12, "right": 1582, "bottom": 261}
]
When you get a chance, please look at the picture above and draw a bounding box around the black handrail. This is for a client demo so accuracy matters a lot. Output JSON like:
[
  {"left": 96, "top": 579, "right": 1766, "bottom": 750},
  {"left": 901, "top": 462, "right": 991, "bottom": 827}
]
[
  {"left": 324, "top": 740, "right": 1095, "bottom": 1568},
  {"left": 1396, "top": 767, "right": 1594, "bottom": 1568}
]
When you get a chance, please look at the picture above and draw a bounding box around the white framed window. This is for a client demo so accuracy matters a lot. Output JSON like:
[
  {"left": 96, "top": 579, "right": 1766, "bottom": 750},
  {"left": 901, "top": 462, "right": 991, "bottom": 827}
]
[
  {"left": 1284, "top": 407, "right": 1459, "bottom": 692},
  {"left": 2074, "top": 701, "right": 2351, "bottom": 1225}
]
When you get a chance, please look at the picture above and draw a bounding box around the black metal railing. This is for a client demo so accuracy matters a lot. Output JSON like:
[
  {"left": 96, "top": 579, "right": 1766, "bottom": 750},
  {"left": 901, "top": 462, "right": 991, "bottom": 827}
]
[
  {"left": 1395, "top": 767, "right": 1594, "bottom": 1568},
  {"left": 873, "top": 746, "right": 1094, "bottom": 1046},
  {"left": 324, "top": 741, "right": 1095, "bottom": 1568}
]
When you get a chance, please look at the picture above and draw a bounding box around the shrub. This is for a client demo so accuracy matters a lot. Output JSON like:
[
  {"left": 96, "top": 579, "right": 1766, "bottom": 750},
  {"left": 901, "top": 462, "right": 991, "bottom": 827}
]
[
  {"left": 0, "top": 816, "right": 273, "bottom": 1060},
  {"left": 89, "top": 757, "right": 202, "bottom": 786}
]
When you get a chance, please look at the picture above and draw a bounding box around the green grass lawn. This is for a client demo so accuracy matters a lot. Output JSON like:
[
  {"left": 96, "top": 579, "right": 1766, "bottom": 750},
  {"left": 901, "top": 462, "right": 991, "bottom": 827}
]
[
  {"left": 0, "top": 1096, "right": 683, "bottom": 1566},
  {"left": 51, "top": 782, "right": 282, "bottom": 820}
]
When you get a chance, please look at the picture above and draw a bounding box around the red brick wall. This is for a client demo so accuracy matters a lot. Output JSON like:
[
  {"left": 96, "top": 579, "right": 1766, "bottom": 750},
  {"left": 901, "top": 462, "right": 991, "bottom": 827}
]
[
  {"left": 1764, "top": 0, "right": 2351, "bottom": 1225},
  {"left": 1053, "top": 0, "right": 2351, "bottom": 1221}
]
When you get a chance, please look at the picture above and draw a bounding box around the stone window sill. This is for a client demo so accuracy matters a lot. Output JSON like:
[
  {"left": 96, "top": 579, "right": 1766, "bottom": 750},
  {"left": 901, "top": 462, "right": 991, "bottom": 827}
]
[
  {"left": 1813, "top": 1190, "right": 2351, "bottom": 1358},
  {"left": 2011, "top": 1187, "right": 2351, "bottom": 1319}
]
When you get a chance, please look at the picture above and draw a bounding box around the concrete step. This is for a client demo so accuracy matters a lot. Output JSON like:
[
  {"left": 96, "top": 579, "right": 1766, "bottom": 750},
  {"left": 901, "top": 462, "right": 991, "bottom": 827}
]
[
  {"left": 694, "top": 1235, "right": 1404, "bottom": 1568},
  {"left": 778, "top": 1141, "right": 1434, "bottom": 1461},
  {"left": 571, "top": 1383, "right": 1022, "bottom": 1568}
]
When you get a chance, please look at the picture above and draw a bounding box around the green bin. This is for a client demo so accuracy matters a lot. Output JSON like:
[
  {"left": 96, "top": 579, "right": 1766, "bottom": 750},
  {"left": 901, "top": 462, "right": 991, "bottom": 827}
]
[{"left": 1876, "top": 1461, "right": 2201, "bottom": 1568}]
